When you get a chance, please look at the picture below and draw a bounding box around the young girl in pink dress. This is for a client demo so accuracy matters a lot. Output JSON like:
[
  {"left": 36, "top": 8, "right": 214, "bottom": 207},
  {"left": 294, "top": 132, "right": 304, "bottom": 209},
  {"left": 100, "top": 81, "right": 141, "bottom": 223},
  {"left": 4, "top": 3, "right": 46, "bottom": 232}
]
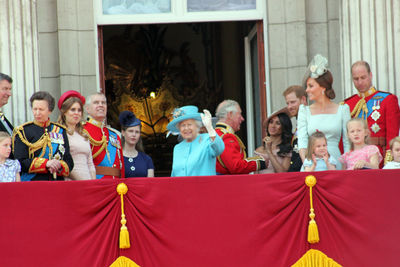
[{"left": 339, "top": 118, "right": 382, "bottom": 170}]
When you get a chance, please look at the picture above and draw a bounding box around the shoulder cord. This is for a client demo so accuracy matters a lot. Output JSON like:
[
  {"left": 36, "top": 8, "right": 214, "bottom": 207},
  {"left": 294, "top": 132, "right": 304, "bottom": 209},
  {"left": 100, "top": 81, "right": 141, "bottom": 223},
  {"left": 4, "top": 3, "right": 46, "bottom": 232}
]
[
  {"left": 12, "top": 127, "right": 52, "bottom": 159},
  {"left": 83, "top": 129, "right": 108, "bottom": 159}
]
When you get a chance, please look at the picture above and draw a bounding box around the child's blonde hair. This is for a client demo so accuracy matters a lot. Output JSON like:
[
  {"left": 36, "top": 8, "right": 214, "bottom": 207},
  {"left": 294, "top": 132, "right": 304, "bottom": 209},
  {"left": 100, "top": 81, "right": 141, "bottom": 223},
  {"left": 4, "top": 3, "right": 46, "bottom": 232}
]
[
  {"left": 0, "top": 131, "right": 11, "bottom": 143},
  {"left": 306, "top": 131, "right": 327, "bottom": 160},
  {"left": 389, "top": 136, "right": 400, "bottom": 150},
  {"left": 347, "top": 118, "right": 369, "bottom": 150}
]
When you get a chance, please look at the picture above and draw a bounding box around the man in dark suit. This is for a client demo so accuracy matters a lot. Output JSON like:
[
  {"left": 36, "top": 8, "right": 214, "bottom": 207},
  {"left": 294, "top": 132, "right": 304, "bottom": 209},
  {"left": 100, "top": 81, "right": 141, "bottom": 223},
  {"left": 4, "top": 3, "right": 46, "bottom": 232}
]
[
  {"left": 0, "top": 73, "right": 13, "bottom": 136},
  {"left": 0, "top": 73, "right": 14, "bottom": 159}
]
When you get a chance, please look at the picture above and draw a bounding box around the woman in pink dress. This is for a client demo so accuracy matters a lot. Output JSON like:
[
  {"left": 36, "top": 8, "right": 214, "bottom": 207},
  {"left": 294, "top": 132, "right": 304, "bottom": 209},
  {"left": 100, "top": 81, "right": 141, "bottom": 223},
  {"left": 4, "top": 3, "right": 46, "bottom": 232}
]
[
  {"left": 339, "top": 118, "right": 382, "bottom": 170},
  {"left": 57, "top": 91, "right": 96, "bottom": 180}
]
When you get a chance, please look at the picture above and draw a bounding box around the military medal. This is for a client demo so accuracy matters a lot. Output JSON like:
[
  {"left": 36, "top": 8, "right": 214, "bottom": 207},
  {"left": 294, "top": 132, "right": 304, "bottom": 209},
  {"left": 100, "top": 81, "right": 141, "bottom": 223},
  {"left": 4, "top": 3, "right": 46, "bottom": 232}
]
[
  {"left": 50, "top": 132, "right": 64, "bottom": 144},
  {"left": 371, "top": 123, "right": 381, "bottom": 134},
  {"left": 109, "top": 135, "right": 118, "bottom": 147},
  {"left": 59, "top": 144, "right": 65, "bottom": 155}
]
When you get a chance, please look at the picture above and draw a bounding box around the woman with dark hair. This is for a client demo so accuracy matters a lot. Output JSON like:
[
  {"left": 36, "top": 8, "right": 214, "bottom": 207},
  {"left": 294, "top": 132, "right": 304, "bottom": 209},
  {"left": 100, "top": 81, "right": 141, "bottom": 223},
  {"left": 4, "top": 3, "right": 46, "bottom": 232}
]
[
  {"left": 57, "top": 90, "right": 95, "bottom": 180},
  {"left": 119, "top": 111, "right": 154, "bottom": 177},
  {"left": 297, "top": 54, "right": 351, "bottom": 169},
  {"left": 13, "top": 91, "right": 74, "bottom": 181},
  {"left": 255, "top": 110, "right": 293, "bottom": 173}
]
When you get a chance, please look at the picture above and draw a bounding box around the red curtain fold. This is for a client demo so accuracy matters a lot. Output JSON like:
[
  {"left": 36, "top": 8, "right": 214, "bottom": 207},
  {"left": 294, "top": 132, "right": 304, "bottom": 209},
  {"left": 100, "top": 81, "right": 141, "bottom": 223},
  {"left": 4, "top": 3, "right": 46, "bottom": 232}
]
[{"left": 1, "top": 170, "right": 399, "bottom": 266}]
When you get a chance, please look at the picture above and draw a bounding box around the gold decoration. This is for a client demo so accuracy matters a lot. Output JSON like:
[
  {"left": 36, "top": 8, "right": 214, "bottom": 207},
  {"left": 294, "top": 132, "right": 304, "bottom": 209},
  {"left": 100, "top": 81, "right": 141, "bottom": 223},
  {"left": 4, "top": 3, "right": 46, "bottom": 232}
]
[
  {"left": 305, "top": 175, "right": 319, "bottom": 244},
  {"left": 117, "top": 183, "right": 130, "bottom": 249},
  {"left": 291, "top": 249, "right": 342, "bottom": 267}
]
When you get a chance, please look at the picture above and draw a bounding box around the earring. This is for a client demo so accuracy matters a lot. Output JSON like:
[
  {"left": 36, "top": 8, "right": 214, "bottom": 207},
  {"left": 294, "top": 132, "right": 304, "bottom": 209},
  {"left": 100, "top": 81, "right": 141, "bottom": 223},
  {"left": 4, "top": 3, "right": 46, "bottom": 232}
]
[{"left": 322, "top": 90, "right": 325, "bottom": 95}]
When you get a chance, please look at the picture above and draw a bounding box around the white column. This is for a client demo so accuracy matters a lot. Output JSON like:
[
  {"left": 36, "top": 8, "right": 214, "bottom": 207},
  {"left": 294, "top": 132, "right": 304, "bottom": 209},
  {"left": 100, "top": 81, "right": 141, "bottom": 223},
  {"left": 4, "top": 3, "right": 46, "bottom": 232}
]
[
  {"left": 0, "top": 0, "right": 39, "bottom": 125},
  {"left": 340, "top": 0, "right": 400, "bottom": 97}
]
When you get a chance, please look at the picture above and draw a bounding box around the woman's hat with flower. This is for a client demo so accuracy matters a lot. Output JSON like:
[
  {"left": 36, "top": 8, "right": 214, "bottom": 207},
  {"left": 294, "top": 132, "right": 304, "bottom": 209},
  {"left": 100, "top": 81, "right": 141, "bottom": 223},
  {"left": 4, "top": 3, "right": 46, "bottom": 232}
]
[
  {"left": 167, "top": 105, "right": 202, "bottom": 133},
  {"left": 119, "top": 110, "right": 141, "bottom": 127},
  {"left": 302, "top": 54, "right": 328, "bottom": 86},
  {"left": 58, "top": 90, "right": 86, "bottom": 110}
]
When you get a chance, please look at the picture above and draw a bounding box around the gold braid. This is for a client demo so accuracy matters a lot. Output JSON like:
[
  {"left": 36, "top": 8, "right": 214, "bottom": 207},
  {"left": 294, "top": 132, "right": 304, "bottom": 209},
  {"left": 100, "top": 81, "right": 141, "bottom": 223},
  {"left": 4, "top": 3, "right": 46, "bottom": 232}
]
[
  {"left": 350, "top": 98, "right": 369, "bottom": 119},
  {"left": 83, "top": 129, "right": 108, "bottom": 159},
  {"left": 12, "top": 127, "right": 52, "bottom": 159}
]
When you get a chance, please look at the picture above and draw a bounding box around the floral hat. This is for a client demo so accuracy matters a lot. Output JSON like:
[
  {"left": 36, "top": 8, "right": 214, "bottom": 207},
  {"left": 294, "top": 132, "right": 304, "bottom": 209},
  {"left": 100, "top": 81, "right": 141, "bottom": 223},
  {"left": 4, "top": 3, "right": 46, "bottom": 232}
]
[
  {"left": 119, "top": 110, "right": 141, "bottom": 127},
  {"left": 167, "top": 105, "right": 202, "bottom": 134},
  {"left": 303, "top": 54, "right": 328, "bottom": 86}
]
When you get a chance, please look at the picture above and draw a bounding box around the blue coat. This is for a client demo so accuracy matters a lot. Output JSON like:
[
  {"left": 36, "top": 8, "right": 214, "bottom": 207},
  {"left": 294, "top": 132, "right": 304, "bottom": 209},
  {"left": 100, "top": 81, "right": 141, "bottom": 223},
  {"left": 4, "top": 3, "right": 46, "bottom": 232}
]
[{"left": 171, "top": 133, "right": 225, "bottom": 177}]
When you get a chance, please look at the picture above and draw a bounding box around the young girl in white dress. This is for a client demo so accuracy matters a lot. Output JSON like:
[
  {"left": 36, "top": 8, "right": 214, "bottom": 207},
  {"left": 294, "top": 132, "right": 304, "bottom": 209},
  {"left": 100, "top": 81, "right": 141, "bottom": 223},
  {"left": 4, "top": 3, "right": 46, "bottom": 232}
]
[
  {"left": 339, "top": 118, "right": 382, "bottom": 170},
  {"left": 0, "top": 131, "right": 20, "bottom": 182},
  {"left": 302, "top": 131, "right": 337, "bottom": 171},
  {"left": 383, "top": 137, "right": 400, "bottom": 169}
]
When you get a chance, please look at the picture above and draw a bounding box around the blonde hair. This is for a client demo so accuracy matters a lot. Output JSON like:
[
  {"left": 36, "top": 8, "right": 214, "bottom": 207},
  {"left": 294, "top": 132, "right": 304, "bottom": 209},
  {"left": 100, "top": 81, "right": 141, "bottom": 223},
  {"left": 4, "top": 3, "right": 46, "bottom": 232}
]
[
  {"left": 389, "top": 136, "right": 400, "bottom": 150},
  {"left": 347, "top": 118, "right": 369, "bottom": 150},
  {"left": 0, "top": 131, "right": 11, "bottom": 143},
  {"left": 305, "top": 131, "right": 327, "bottom": 160}
]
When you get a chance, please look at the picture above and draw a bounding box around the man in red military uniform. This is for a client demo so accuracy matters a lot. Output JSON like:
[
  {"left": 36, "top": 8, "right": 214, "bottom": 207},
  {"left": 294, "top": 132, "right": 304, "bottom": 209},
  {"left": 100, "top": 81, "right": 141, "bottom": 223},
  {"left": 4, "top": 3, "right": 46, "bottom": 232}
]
[
  {"left": 344, "top": 61, "right": 400, "bottom": 160},
  {"left": 84, "top": 93, "right": 124, "bottom": 179},
  {"left": 215, "top": 100, "right": 266, "bottom": 174}
]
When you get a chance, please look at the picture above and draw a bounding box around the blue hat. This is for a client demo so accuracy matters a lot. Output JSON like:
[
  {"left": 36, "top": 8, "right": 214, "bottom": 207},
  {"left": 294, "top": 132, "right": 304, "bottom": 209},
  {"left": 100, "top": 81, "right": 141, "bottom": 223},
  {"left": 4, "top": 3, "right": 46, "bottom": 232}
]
[
  {"left": 119, "top": 110, "right": 141, "bottom": 127},
  {"left": 167, "top": 105, "right": 202, "bottom": 133}
]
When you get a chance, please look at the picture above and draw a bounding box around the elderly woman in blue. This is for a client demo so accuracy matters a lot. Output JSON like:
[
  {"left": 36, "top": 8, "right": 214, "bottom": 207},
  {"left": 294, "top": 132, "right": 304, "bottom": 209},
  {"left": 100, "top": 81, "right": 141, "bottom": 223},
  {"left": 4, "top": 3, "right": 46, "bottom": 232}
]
[{"left": 168, "top": 105, "right": 225, "bottom": 177}]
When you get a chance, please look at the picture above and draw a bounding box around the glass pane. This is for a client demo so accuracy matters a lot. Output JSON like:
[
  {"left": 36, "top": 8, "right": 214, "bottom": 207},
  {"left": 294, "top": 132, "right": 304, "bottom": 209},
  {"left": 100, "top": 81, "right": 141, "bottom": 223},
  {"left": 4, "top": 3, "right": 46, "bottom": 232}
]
[
  {"left": 103, "top": 0, "right": 171, "bottom": 15},
  {"left": 187, "top": 0, "right": 256, "bottom": 12}
]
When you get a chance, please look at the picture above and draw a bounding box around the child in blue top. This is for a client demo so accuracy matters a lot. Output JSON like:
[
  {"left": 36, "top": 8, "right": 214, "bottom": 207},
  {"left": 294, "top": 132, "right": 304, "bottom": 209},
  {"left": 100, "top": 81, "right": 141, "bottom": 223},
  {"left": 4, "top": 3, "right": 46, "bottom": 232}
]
[
  {"left": 302, "top": 131, "right": 337, "bottom": 171},
  {"left": 0, "top": 131, "right": 20, "bottom": 182}
]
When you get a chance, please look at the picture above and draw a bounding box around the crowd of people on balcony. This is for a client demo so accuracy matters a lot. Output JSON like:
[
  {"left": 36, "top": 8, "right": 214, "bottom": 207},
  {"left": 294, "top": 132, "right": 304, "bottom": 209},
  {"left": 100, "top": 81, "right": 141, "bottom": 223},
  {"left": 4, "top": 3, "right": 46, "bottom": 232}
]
[{"left": 0, "top": 53, "right": 400, "bottom": 182}]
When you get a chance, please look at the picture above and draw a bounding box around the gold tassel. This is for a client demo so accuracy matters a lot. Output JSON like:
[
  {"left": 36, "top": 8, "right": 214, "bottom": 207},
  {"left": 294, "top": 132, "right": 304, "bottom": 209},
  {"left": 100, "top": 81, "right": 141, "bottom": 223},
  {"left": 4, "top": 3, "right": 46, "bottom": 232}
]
[
  {"left": 305, "top": 175, "right": 319, "bottom": 244},
  {"left": 110, "top": 256, "right": 141, "bottom": 267},
  {"left": 117, "top": 183, "right": 130, "bottom": 249}
]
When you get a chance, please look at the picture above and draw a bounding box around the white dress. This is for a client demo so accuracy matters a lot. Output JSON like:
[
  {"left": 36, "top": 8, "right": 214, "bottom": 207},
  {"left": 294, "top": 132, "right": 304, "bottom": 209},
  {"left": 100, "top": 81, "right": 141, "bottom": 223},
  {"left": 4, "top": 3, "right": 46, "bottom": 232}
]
[{"left": 297, "top": 104, "right": 351, "bottom": 170}]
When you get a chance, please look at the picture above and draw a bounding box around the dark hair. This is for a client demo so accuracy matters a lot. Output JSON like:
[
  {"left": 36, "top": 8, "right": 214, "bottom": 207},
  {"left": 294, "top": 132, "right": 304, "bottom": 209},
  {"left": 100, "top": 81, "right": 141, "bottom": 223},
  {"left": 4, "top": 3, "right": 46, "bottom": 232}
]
[
  {"left": 314, "top": 70, "right": 335, "bottom": 99},
  {"left": 266, "top": 112, "right": 293, "bottom": 157},
  {"left": 57, "top": 97, "right": 86, "bottom": 137},
  {"left": 30, "top": 91, "right": 55, "bottom": 111},
  {"left": 306, "top": 131, "right": 327, "bottom": 160},
  {"left": 121, "top": 125, "right": 145, "bottom": 153},
  {"left": 283, "top": 85, "right": 307, "bottom": 99},
  {"left": 0, "top": 73, "right": 12, "bottom": 83}
]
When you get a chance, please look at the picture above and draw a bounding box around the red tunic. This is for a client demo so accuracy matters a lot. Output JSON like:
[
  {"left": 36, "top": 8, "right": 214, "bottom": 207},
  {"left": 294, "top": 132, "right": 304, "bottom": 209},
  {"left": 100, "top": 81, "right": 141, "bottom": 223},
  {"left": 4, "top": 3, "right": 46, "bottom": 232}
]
[
  {"left": 215, "top": 122, "right": 265, "bottom": 174},
  {"left": 344, "top": 88, "right": 400, "bottom": 154},
  {"left": 83, "top": 117, "right": 125, "bottom": 179}
]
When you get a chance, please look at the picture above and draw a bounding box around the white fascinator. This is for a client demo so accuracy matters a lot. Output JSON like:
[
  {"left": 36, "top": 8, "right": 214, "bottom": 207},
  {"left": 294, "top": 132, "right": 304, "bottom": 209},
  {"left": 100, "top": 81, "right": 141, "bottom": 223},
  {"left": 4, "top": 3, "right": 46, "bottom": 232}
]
[{"left": 307, "top": 54, "right": 328, "bottom": 78}]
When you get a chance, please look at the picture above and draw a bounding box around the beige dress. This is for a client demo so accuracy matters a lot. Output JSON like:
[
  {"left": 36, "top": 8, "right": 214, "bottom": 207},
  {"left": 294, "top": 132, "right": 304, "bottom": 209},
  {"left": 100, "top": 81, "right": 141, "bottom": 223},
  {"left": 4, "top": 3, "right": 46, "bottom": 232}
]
[
  {"left": 256, "top": 148, "right": 291, "bottom": 174},
  {"left": 66, "top": 131, "right": 95, "bottom": 180}
]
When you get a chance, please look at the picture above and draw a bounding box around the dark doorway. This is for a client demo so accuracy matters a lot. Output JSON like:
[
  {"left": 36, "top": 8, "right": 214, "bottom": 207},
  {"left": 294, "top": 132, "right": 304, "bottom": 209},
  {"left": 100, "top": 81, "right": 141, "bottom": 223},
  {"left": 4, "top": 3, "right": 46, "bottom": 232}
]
[{"left": 99, "top": 21, "right": 262, "bottom": 176}]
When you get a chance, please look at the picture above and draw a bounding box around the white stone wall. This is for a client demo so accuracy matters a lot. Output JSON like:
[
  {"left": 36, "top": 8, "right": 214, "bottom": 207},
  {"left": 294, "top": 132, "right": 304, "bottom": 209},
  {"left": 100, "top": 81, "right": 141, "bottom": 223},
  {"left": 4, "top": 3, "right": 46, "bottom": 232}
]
[
  {"left": 340, "top": 0, "right": 400, "bottom": 97},
  {"left": 267, "top": 0, "right": 342, "bottom": 112},
  {"left": 0, "top": 0, "right": 40, "bottom": 125},
  {"left": 37, "top": 0, "right": 97, "bottom": 120}
]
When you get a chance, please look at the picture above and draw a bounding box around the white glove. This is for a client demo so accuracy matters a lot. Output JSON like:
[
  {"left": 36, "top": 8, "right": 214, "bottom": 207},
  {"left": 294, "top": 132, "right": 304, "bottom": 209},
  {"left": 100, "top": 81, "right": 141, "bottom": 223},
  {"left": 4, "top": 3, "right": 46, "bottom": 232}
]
[{"left": 200, "top": 109, "right": 216, "bottom": 137}]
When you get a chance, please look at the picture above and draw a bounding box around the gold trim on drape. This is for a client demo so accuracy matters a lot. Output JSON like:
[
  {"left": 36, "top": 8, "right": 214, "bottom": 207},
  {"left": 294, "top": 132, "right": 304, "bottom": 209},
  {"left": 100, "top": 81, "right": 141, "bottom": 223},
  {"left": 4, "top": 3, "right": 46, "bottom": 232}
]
[
  {"left": 110, "top": 256, "right": 140, "bottom": 267},
  {"left": 291, "top": 249, "right": 342, "bottom": 267}
]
